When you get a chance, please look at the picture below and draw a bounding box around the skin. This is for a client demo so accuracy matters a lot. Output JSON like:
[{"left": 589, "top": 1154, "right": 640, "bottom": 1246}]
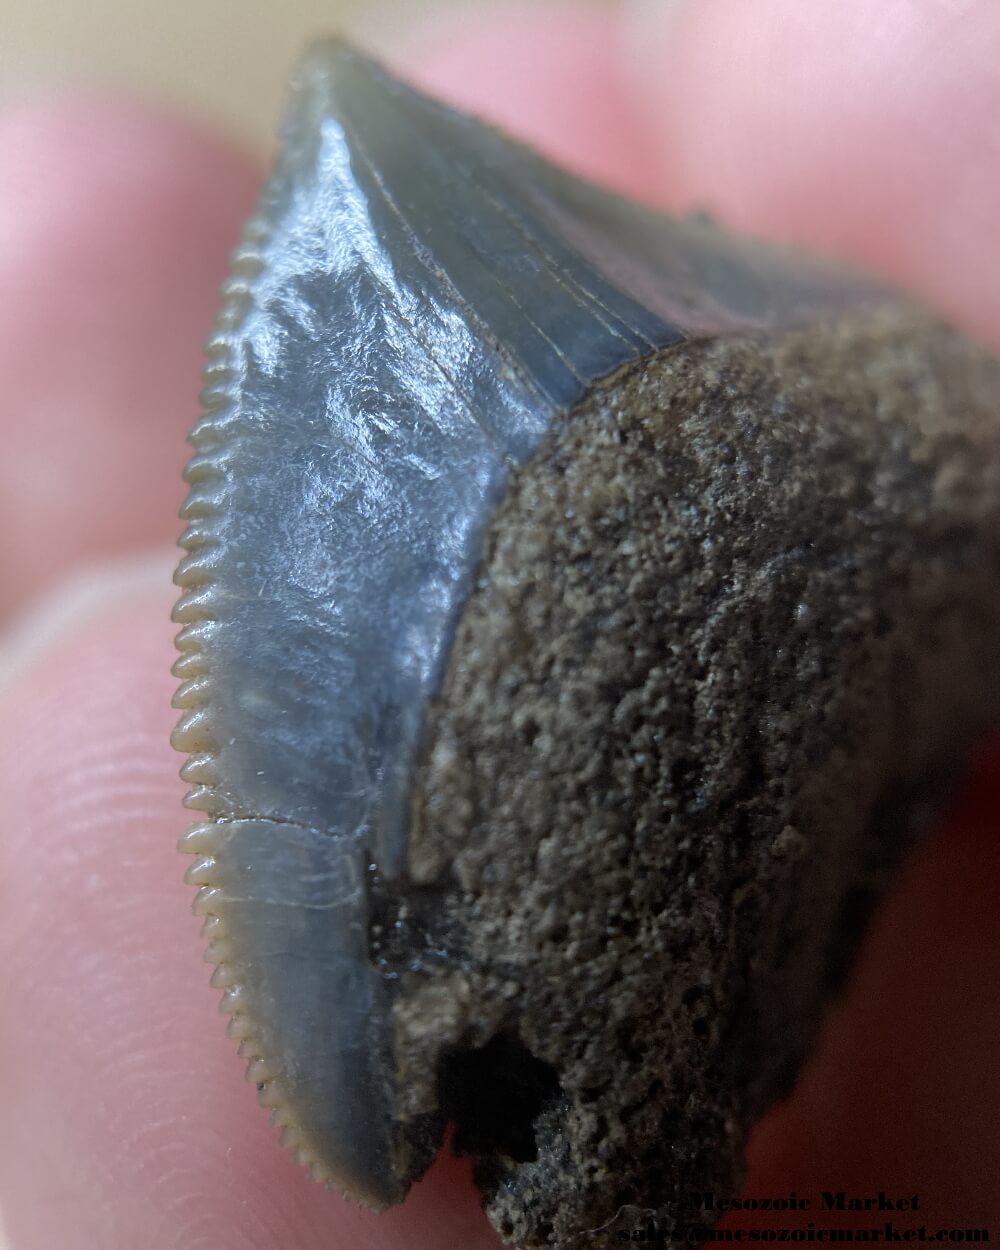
[{"left": 0, "top": 1, "right": 998, "bottom": 1246}]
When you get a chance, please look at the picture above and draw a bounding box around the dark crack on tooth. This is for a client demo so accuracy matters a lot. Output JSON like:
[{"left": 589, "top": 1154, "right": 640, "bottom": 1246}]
[{"left": 364, "top": 864, "right": 458, "bottom": 980}]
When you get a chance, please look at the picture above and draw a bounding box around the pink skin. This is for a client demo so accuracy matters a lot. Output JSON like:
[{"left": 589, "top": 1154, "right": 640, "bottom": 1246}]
[
  {"left": 0, "top": 3, "right": 998, "bottom": 1246},
  {"left": 0, "top": 100, "right": 260, "bottom": 621},
  {"left": 399, "top": 2, "right": 659, "bottom": 202}
]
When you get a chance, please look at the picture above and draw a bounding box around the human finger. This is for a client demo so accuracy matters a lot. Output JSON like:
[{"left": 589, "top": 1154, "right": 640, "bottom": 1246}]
[
  {"left": 732, "top": 739, "right": 1000, "bottom": 1229},
  {"left": 395, "top": 0, "right": 661, "bottom": 202},
  {"left": 0, "top": 98, "right": 258, "bottom": 622},
  {"left": 399, "top": 0, "right": 1000, "bottom": 348},
  {"left": 0, "top": 562, "right": 503, "bottom": 1250},
  {"left": 621, "top": 0, "right": 1000, "bottom": 347}
]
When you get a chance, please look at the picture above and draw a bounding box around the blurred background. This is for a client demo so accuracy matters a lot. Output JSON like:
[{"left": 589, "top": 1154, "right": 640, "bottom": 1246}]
[
  {"left": 1, "top": 0, "right": 527, "bottom": 151},
  {"left": 3, "top": 5, "right": 996, "bottom": 1250}
]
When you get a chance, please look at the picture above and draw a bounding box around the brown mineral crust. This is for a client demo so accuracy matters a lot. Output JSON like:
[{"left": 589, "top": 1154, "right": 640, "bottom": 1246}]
[{"left": 398, "top": 305, "right": 1000, "bottom": 1248}]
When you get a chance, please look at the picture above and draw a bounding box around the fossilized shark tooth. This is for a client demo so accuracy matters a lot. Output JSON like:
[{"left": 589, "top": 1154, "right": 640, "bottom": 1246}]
[{"left": 171, "top": 37, "right": 1000, "bottom": 1250}]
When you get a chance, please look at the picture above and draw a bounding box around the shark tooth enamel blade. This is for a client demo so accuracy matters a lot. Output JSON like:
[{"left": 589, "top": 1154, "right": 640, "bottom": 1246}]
[{"left": 172, "top": 38, "right": 1000, "bottom": 1250}]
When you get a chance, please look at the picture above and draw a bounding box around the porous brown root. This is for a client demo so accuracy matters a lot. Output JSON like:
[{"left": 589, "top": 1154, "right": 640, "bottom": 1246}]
[{"left": 396, "top": 307, "right": 1000, "bottom": 1248}]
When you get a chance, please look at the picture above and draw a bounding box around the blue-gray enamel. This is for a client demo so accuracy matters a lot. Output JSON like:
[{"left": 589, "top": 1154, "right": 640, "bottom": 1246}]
[{"left": 186, "top": 40, "right": 892, "bottom": 1205}]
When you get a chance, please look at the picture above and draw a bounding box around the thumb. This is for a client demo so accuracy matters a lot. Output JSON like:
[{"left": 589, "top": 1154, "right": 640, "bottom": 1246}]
[{"left": 622, "top": 0, "right": 1000, "bottom": 348}]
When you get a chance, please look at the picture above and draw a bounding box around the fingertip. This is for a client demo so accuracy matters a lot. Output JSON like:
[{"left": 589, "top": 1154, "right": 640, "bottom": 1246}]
[
  {"left": 0, "top": 92, "right": 258, "bottom": 253},
  {"left": 621, "top": 0, "right": 1000, "bottom": 346},
  {"left": 731, "top": 736, "right": 1000, "bottom": 1226},
  {"left": 0, "top": 559, "right": 499, "bottom": 1249},
  {"left": 0, "top": 94, "right": 260, "bottom": 621},
  {"left": 393, "top": 1, "right": 660, "bottom": 202}
]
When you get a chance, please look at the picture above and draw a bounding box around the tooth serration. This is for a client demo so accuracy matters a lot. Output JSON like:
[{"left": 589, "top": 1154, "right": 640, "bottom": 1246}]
[
  {"left": 170, "top": 111, "right": 320, "bottom": 1202},
  {"left": 179, "top": 754, "right": 219, "bottom": 785},
  {"left": 170, "top": 707, "right": 216, "bottom": 754}
]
